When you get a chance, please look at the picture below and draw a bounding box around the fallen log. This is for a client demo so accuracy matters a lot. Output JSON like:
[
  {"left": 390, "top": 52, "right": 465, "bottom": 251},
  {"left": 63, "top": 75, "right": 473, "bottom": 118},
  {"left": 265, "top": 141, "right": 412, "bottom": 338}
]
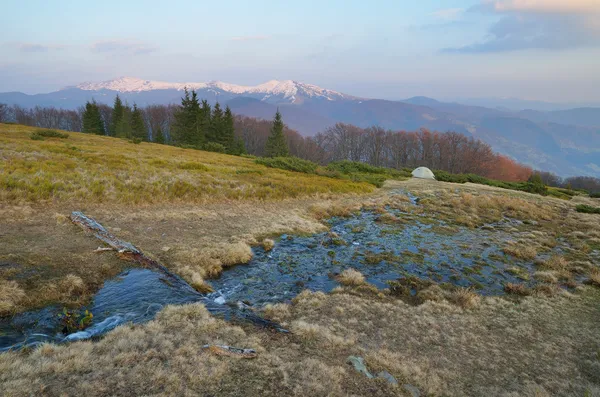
[
  {"left": 70, "top": 211, "right": 188, "bottom": 288},
  {"left": 70, "top": 211, "right": 289, "bottom": 333}
]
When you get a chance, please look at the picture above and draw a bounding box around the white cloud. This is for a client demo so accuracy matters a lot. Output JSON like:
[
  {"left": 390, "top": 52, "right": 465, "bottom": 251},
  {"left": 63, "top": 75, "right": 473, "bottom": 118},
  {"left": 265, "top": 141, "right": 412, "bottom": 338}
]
[
  {"left": 489, "top": 0, "right": 600, "bottom": 14},
  {"left": 444, "top": 0, "right": 600, "bottom": 53}
]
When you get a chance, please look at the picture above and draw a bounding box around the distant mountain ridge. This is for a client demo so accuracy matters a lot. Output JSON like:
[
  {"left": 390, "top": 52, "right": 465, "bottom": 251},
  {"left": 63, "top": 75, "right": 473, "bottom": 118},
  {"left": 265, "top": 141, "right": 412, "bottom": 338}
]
[
  {"left": 71, "top": 77, "right": 356, "bottom": 104},
  {"left": 1, "top": 77, "right": 599, "bottom": 177}
]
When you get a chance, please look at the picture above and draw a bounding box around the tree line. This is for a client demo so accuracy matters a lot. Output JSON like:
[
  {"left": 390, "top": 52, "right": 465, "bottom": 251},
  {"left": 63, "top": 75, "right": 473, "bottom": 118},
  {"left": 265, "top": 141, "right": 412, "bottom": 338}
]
[{"left": 2, "top": 99, "right": 599, "bottom": 191}]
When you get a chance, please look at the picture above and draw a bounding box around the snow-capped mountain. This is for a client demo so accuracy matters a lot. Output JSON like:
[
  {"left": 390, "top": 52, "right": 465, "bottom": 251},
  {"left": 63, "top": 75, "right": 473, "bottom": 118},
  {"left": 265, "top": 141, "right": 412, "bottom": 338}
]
[
  {"left": 2, "top": 76, "right": 599, "bottom": 177},
  {"left": 71, "top": 77, "right": 355, "bottom": 104}
]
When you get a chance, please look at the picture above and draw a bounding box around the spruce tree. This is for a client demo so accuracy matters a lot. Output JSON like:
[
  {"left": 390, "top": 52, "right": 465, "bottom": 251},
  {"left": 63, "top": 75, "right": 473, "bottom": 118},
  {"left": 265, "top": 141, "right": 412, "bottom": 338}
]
[
  {"left": 82, "top": 101, "right": 105, "bottom": 135},
  {"left": 115, "top": 104, "right": 132, "bottom": 138},
  {"left": 231, "top": 137, "right": 246, "bottom": 156},
  {"left": 222, "top": 105, "right": 236, "bottom": 151},
  {"left": 264, "top": 109, "right": 289, "bottom": 157},
  {"left": 154, "top": 126, "right": 165, "bottom": 144},
  {"left": 130, "top": 104, "right": 147, "bottom": 140},
  {"left": 109, "top": 94, "right": 124, "bottom": 136},
  {"left": 199, "top": 100, "right": 211, "bottom": 142},
  {"left": 209, "top": 102, "right": 224, "bottom": 144},
  {"left": 171, "top": 89, "right": 203, "bottom": 146}
]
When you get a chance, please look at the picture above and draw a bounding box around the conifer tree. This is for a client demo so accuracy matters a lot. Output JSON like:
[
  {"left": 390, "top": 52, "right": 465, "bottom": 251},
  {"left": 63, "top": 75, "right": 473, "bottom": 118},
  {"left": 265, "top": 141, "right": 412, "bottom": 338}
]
[
  {"left": 109, "top": 94, "right": 124, "bottom": 136},
  {"left": 154, "top": 126, "right": 165, "bottom": 144},
  {"left": 130, "top": 103, "right": 147, "bottom": 140},
  {"left": 264, "top": 109, "right": 289, "bottom": 157},
  {"left": 230, "top": 137, "right": 246, "bottom": 156},
  {"left": 171, "top": 89, "right": 203, "bottom": 146},
  {"left": 199, "top": 99, "right": 211, "bottom": 142},
  {"left": 115, "top": 104, "right": 132, "bottom": 138},
  {"left": 82, "top": 101, "right": 105, "bottom": 135},
  {"left": 221, "top": 105, "right": 236, "bottom": 151},
  {"left": 209, "top": 102, "right": 224, "bottom": 144}
]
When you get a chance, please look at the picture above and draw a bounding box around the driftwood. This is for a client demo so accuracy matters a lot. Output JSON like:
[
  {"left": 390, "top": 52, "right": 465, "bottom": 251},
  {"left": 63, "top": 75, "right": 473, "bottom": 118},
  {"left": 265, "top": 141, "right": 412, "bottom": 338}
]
[
  {"left": 70, "top": 211, "right": 188, "bottom": 288},
  {"left": 70, "top": 211, "right": 289, "bottom": 333}
]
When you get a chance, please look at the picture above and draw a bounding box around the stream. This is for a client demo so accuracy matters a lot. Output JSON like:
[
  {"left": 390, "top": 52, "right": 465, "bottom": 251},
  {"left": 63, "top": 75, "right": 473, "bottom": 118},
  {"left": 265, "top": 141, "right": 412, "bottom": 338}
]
[{"left": 0, "top": 191, "right": 558, "bottom": 352}]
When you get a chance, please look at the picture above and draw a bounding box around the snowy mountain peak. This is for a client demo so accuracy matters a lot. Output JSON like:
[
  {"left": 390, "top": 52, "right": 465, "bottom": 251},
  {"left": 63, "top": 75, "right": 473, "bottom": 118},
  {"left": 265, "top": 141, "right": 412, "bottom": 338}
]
[{"left": 71, "top": 77, "right": 354, "bottom": 102}]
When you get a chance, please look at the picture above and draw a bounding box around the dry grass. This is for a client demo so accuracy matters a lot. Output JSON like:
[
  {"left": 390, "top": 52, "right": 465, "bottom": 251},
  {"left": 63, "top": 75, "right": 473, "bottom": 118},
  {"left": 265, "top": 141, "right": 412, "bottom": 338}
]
[
  {"left": 337, "top": 268, "right": 366, "bottom": 286},
  {"left": 537, "top": 255, "right": 568, "bottom": 270},
  {"left": 262, "top": 302, "right": 291, "bottom": 322},
  {"left": 504, "top": 282, "right": 531, "bottom": 295},
  {"left": 590, "top": 269, "right": 600, "bottom": 287},
  {"left": 0, "top": 280, "right": 26, "bottom": 316},
  {"left": 262, "top": 238, "right": 275, "bottom": 251},
  {"left": 534, "top": 271, "right": 559, "bottom": 284},
  {"left": 448, "top": 287, "right": 481, "bottom": 309},
  {"left": 5, "top": 286, "right": 598, "bottom": 396},
  {"left": 309, "top": 201, "right": 361, "bottom": 220},
  {"left": 422, "top": 190, "right": 556, "bottom": 227},
  {"left": 503, "top": 243, "right": 538, "bottom": 260},
  {"left": 0, "top": 123, "right": 373, "bottom": 205}
]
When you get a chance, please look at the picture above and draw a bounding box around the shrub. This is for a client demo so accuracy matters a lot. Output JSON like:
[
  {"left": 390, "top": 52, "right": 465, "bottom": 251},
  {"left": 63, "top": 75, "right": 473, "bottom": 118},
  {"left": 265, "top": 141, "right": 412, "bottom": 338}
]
[
  {"left": 590, "top": 192, "right": 600, "bottom": 198},
  {"left": 255, "top": 157, "right": 319, "bottom": 174},
  {"left": 524, "top": 173, "right": 548, "bottom": 195},
  {"left": 202, "top": 142, "right": 226, "bottom": 153},
  {"left": 58, "top": 308, "right": 93, "bottom": 334},
  {"left": 327, "top": 160, "right": 409, "bottom": 178},
  {"left": 576, "top": 204, "right": 600, "bottom": 214},
  {"left": 30, "top": 129, "right": 69, "bottom": 140},
  {"left": 131, "top": 137, "right": 143, "bottom": 144}
]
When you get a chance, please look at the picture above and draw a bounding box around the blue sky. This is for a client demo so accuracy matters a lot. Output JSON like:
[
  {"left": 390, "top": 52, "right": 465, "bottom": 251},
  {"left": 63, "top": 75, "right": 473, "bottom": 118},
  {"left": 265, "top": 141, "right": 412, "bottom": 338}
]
[{"left": 1, "top": 0, "right": 599, "bottom": 102}]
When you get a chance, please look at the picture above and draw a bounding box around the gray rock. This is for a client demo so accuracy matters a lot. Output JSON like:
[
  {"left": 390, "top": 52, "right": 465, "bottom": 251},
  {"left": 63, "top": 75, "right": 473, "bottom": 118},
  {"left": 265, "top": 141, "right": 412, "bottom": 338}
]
[
  {"left": 376, "top": 371, "right": 398, "bottom": 385},
  {"left": 403, "top": 384, "right": 421, "bottom": 397},
  {"left": 346, "top": 356, "right": 374, "bottom": 378}
]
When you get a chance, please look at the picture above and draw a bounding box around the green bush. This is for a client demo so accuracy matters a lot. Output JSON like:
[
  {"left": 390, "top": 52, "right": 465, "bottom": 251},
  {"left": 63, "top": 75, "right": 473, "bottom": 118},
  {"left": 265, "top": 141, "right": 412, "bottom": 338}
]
[
  {"left": 202, "top": 142, "right": 226, "bottom": 153},
  {"left": 590, "top": 192, "right": 600, "bottom": 198},
  {"left": 255, "top": 157, "right": 319, "bottom": 174},
  {"left": 327, "top": 160, "right": 409, "bottom": 178},
  {"left": 523, "top": 173, "right": 548, "bottom": 195},
  {"left": 546, "top": 188, "right": 573, "bottom": 200},
  {"left": 30, "top": 129, "right": 69, "bottom": 140},
  {"left": 576, "top": 204, "right": 600, "bottom": 214},
  {"left": 131, "top": 137, "right": 143, "bottom": 144}
]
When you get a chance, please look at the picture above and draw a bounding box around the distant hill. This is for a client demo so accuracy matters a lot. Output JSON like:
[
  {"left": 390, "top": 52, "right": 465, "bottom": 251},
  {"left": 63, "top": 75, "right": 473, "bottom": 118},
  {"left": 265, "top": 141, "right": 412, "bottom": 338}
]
[{"left": 1, "top": 77, "right": 599, "bottom": 177}]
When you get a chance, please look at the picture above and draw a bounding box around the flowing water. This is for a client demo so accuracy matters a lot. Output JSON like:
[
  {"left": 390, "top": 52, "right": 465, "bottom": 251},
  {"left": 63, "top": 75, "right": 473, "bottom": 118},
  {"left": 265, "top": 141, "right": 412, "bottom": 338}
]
[{"left": 0, "top": 191, "right": 562, "bottom": 351}]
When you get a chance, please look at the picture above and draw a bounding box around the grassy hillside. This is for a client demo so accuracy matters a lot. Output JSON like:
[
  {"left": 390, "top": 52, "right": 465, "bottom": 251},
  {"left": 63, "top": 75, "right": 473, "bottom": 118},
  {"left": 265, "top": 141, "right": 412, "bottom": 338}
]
[{"left": 0, "top": 123, "right": 373, "bottom": 205}]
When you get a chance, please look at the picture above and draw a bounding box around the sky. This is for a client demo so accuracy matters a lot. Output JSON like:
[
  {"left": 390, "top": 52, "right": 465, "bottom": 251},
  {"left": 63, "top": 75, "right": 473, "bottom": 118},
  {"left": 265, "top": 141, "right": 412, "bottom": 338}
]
[{"left": 1, "top": 0, "right": 600, "bottom": 103}]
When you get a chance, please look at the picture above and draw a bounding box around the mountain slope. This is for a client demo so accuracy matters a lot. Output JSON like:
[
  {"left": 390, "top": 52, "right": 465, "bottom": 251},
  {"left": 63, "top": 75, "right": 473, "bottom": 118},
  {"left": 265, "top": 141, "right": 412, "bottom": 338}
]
[{"left": 1, "top": 77, "right": 599, "bottom": 177}]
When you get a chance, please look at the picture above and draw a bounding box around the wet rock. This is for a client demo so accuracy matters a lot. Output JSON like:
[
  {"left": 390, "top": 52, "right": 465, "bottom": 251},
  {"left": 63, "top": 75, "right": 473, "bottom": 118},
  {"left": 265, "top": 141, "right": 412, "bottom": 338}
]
[
  {"left": 403, "top": 384, "right": 421, "bottom": 397},
  {"left": 347, "top": 356, "right": 398, "bottom": 385},
  {"left": 377, "top": 371, "right": 398, "bottom": 386},
  {"left": 347, "top": 356, "right": 374, "bottom": 378}
]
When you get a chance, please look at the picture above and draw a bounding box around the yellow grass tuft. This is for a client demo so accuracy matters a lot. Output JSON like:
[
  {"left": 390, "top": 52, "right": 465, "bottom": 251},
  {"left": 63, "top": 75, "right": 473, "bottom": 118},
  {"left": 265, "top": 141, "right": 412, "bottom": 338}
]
[
  {"left": 504, "top": 282, "right": 530, "bottom": 296},
  {"left": 0, "top": 280, "right": 26, "bottom": 315},
  {"left": 262, "top": 303, "right": 291, "bottom": 322},
  {"left": 533, "top": 271, "right": 559, "bottom": 284},
  {"left": 449, "top": 287, "right": 481, "bottom": 309},
  {"left": 589, "top": 269, "right": 600, "bottom": 287},
  {"left": 337, "top": 268, "right": 366, "bottom": 286},
  {"left": 58, "top": 274, "right": 86, "bottom": 296},
  {"left": 503, "top": 243, "right": 538, "bottom": 260},
  {"left": 538, "top": 255, "right": 568, "bottom": 270},
  {"left": 262, "top": 238, "right": 275, "bottom": 251},
  {"left": 218, "top": 242, "right": 253, "bottom": 267}
]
